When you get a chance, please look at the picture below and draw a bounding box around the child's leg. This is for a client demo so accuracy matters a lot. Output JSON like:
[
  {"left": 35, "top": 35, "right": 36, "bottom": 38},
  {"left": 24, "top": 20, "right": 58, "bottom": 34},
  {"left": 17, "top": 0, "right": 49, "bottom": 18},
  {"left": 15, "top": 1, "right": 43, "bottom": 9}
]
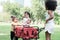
[
  {"left": 14, "top": 36, "right": 18, "bottom": 40},
  {"left": 10, "top": 31, "right": 15, "bottom": 40},
  {"left": 45, "top": 31, "right": 51, "bottom": 40},
  {"left": 22, "top": 38, "right": 30, "bottom": 40}
]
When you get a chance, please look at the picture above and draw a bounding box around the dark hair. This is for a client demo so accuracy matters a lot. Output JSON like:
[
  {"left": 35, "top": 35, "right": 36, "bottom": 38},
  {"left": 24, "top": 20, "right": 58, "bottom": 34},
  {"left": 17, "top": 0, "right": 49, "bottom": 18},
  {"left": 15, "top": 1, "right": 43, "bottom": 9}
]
[
  {"left": 11, "top": 16, "right": 16, "bottom": 21},
  {"left": 24, "top": 11, "right": 30, "bottom": 18},
  {"left": 45, "top": 0, "right": 57, "bottom": 11}
]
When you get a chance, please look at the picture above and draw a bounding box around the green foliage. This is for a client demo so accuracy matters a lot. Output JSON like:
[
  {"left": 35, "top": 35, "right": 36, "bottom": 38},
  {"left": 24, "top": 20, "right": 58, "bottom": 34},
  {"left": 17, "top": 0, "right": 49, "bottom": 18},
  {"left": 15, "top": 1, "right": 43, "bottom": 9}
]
[
  {"left": 32, "top": 0, "right": 46, "bottom": 21},
  {"left": 20, "top": 7, "right": 35, "bottom": 21},
  {"left": 3, "top": 2, "right": 22, "bottom": 19},
  {"left": 2, "top": 0, "right": 60, "bottom": 25},
  {"left": 2, "top": 0, "right": 46, "bottom": 22},
  {"left": 54, "top": 12, "right": 60, "bottom": 25}
]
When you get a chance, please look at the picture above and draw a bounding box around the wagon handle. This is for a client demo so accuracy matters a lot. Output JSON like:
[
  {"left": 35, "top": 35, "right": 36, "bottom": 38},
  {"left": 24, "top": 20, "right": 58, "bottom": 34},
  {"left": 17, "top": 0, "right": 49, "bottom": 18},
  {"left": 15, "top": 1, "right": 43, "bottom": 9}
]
[{"left": 39, "top": 27, "right": 45, "bottom": 33}]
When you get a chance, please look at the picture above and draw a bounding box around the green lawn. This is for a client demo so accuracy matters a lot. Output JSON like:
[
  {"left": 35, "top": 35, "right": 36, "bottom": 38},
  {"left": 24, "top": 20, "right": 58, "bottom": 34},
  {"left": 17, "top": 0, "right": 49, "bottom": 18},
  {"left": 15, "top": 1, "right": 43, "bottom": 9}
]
[{"left": 0, "top": 25, "right": 60, "bottom": 40}]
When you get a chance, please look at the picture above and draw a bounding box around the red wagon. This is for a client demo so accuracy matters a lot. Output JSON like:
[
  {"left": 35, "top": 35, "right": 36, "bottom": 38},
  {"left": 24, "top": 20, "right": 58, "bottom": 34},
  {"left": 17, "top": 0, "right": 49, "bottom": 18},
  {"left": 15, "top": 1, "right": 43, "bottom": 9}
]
[{"left": 14, "top": 25, "right": 44, "bottom": 40}]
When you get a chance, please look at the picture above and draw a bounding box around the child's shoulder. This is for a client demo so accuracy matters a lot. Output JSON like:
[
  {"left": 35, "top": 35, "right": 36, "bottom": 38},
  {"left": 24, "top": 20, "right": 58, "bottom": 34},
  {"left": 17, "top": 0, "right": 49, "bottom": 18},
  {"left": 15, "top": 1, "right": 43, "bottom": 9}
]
[
  {"left": 11, "top": 22, "right": 15, "bottom": 24},
  {"left": 11, "top": 22, "right": 20, "bottom": 25},
  {"left": 11, "top": 22, "right": 16, "bottom": 25}
]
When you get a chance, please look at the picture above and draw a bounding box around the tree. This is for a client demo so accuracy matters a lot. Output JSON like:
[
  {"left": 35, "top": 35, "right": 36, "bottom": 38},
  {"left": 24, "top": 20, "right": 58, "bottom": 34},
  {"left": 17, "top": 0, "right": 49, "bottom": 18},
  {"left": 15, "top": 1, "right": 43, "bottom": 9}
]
[
  {"left": 32, "top": 0, "right": 46, "bottom": 23},
  {"left": 3, "top": 2, "right": 22, "bottom": 19},
  {"left": 54, "top": 12, "right": 60, "bottom": 25},
  {"left": 20, "top": 7, "right": 35, "bottom": 21}
]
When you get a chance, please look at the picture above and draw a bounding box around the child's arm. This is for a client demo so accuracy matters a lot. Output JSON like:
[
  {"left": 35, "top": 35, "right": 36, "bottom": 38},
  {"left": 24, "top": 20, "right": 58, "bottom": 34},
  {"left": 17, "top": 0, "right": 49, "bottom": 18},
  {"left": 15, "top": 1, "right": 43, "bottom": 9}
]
[
  {"left": 46, "top": 10, "right": 54, "bottom": 23},
  {"left": 27, "top": 19, "right": 31, "bottom": 24},
  {"left": 11, "top": 24, "right": 16, "bottom": 31}
]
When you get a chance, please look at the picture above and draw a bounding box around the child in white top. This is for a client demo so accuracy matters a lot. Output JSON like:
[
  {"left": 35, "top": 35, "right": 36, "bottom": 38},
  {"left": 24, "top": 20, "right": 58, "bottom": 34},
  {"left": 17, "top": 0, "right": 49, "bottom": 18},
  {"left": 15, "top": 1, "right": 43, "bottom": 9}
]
[
  {"left": 22, "top": 11, "right": 31, "bottom": 27},
  {"left": 45, "top": 0, "right": 57, "bottom": 40}
]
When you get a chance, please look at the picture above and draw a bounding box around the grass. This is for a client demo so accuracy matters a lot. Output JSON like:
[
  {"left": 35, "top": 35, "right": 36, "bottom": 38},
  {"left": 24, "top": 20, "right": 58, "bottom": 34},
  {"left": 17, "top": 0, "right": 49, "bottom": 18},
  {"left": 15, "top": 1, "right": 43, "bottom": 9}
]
[{"left": 0, "top": 24, "right": 60, "bottom": 40}]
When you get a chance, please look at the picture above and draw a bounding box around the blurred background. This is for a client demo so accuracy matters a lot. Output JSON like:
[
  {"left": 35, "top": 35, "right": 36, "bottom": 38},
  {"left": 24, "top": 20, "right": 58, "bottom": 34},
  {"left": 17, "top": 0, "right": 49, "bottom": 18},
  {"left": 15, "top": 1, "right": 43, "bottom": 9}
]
[
  {"left": 0, "top": 0, "right": 60, "bottom": 40},
  {"left": 0, "top": 0, "right": 60, "bottom": 25}
]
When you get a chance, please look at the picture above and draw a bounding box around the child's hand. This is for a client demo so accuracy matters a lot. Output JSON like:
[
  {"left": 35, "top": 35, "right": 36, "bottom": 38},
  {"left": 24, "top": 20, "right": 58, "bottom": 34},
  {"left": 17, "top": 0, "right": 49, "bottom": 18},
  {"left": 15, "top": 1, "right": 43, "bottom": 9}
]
[{"left": 45, "top": 19, "right": 48, "bottom": 24}]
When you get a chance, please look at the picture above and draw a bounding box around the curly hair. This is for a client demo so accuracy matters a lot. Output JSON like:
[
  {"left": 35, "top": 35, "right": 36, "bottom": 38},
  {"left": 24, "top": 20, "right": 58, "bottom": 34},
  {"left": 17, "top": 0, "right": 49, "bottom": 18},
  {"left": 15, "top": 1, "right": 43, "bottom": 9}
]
[{"left": 45, "top": 0, "right": 57, "bottom": 11}]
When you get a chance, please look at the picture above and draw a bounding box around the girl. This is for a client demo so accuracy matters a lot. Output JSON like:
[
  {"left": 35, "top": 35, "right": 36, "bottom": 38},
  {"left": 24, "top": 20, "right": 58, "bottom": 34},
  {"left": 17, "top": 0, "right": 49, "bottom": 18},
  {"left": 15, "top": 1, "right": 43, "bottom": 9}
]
[
  {"left": 10, "top": 16, "right": 19, "bottom": 40},
  {"left": 45, "top": 0, "right": 57, "bottom": 40},
  {"left": 22, "top": 11, "right": 31, "bottom": 27},
  {"left": 22, "top": 11, "right": 31, "bottom": 40}
]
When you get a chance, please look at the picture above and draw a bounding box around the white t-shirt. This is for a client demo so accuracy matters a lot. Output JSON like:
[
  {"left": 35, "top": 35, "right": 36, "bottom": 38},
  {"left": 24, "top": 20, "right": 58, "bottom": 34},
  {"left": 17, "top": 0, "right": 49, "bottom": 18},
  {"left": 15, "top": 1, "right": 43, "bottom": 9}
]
[
  {"left": 45, "top": 11, "right": 55, "bottom": 34},
  {"left": 22, "top": 18, "right": 31, "bottom": 25}
]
